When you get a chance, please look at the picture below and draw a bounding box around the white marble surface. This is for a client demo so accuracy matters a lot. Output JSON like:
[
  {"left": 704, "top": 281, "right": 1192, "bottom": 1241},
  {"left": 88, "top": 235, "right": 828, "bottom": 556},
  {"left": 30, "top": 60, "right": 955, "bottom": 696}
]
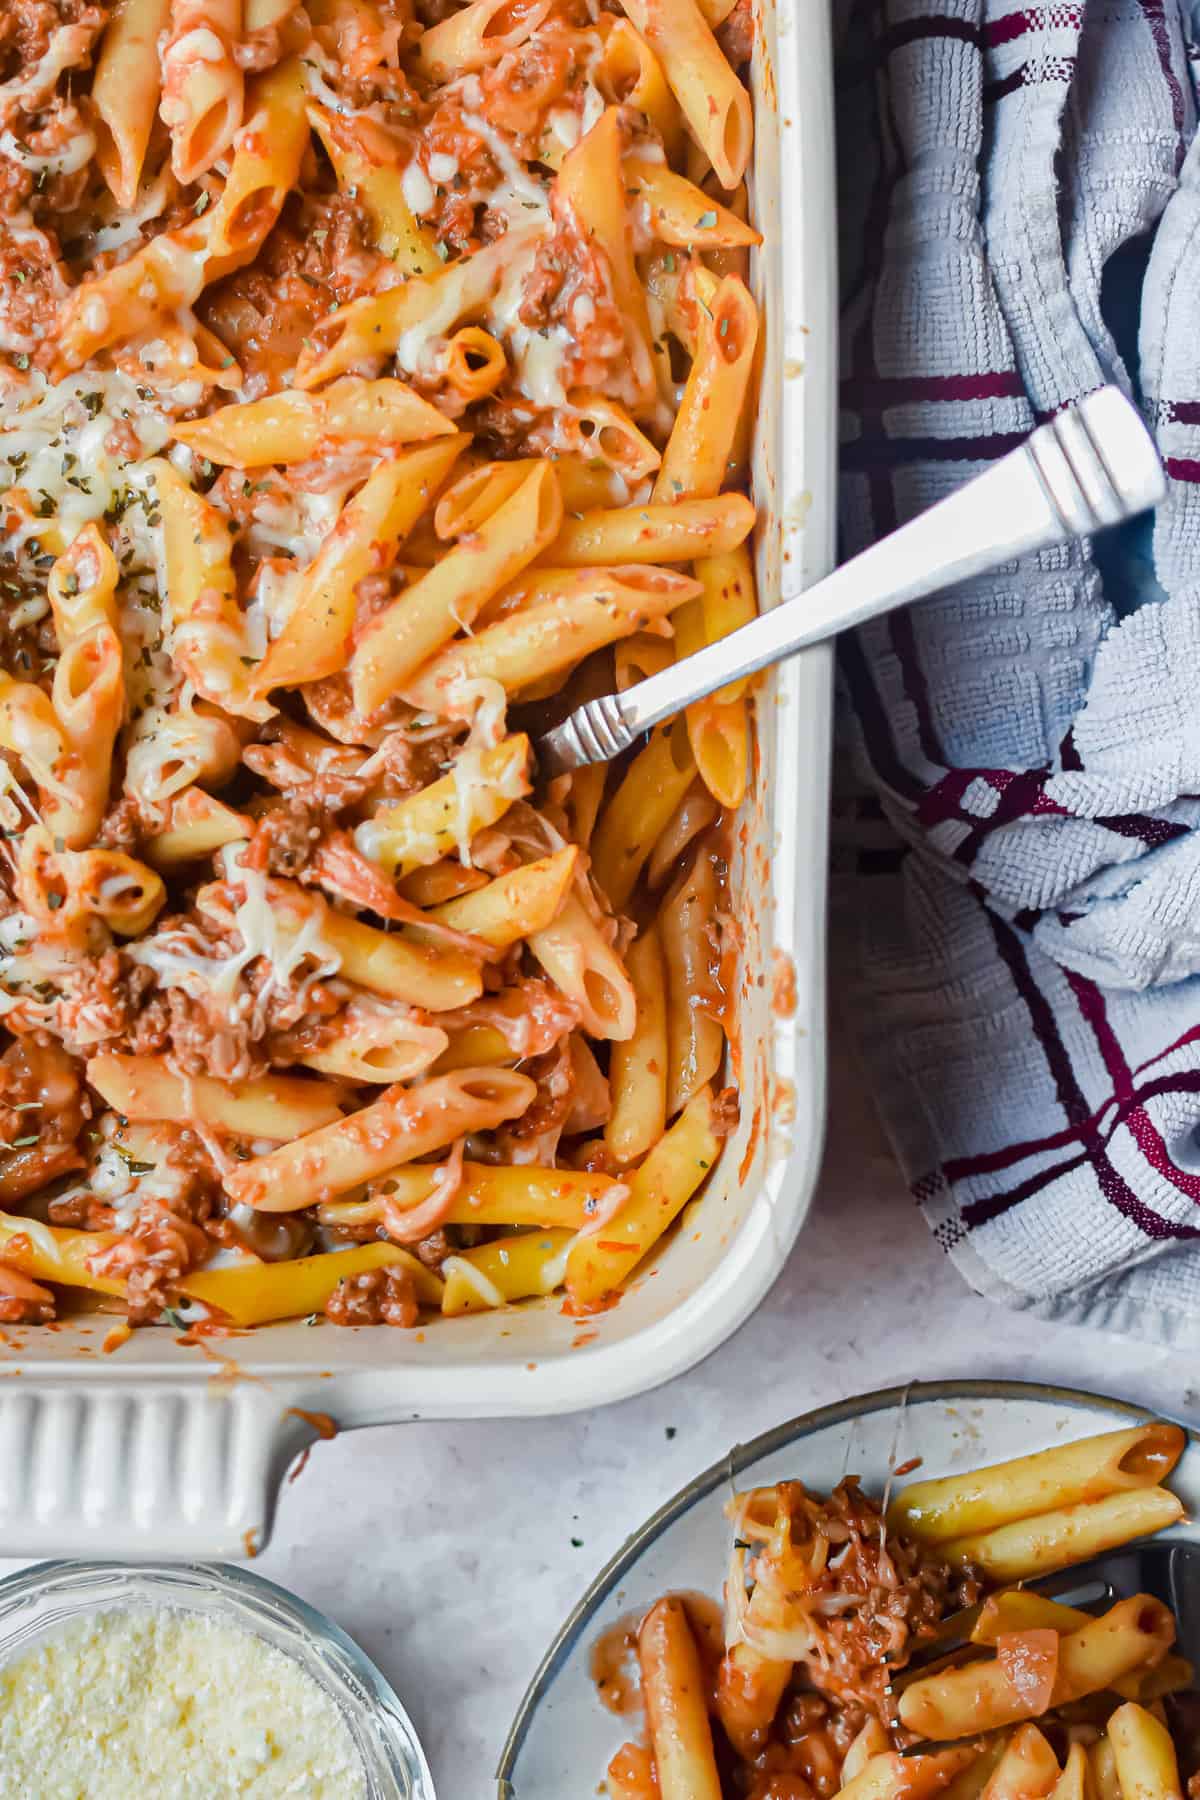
[{"left": 1, "top": 1022, "right": 1193, "bottom": 1797}]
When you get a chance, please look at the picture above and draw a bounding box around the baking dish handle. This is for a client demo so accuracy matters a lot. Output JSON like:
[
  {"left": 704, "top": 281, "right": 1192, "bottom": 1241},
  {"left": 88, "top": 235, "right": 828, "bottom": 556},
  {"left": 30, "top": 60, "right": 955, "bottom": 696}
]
[{"left": 0, "top": 1378, "right": 305, "bottom": 1559}]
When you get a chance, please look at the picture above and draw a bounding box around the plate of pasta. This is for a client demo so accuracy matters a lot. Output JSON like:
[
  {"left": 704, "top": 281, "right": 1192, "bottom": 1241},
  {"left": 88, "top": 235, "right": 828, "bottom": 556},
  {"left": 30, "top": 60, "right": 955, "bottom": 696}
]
[{"left": 497, "top": 1380, "right": 1200, "bottom": 1799}]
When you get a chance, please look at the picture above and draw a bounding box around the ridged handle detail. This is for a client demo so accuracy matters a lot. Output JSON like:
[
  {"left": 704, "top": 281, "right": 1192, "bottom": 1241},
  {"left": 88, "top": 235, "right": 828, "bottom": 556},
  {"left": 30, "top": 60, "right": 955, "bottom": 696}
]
[{"left": 0, "top": 1382, "right": 295, "bottom": 1557}]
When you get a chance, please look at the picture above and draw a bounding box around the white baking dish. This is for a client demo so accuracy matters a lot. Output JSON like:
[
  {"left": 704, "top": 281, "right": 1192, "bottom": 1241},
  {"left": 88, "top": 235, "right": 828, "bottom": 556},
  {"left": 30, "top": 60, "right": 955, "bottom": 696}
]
[{"left": 0, "top": 0, "right": 836, "bottom": 1558}]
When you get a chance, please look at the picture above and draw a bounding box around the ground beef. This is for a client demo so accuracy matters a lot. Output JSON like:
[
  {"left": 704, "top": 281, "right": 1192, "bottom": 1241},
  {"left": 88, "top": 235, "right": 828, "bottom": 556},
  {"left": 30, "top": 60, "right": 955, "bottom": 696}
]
[
  {"left": 89, "top": 1195, "right": 213, "bottom": 1326},
  {"left": 717, "top": 0, "right": 754, "bottom": 66},
  {"left": 325, "top": 1263, "right": 420, "bottom": 1327},
  {"left": 0, "top": 1264, "right": 55, "bottom": 1323},
  {"left": 0, "top": 0, "right": 107, "bottom": 84},
  {"left": 95, "top": 795, "right": 147, "bottom": 855},
  {"left": 475, "top": 35, "right": 574, "bottom": 147},
  {"left": 56, "top": 945, "right": 156, "bottom": 1055},
  {"left": 1, "top": 216, "right": 66, "bottom": 361},
  {"left": 504, "top": 1040, "right": 575, "bottom": 1142},
  {"left": 245, "top": 799, "right": 324, "bottom": 878},
  {"left": 0, "top": 1035, "right": 88, "bottom": 1201},
  {"left": 518, "top": 200, "right": 626, "bottom": 392}
]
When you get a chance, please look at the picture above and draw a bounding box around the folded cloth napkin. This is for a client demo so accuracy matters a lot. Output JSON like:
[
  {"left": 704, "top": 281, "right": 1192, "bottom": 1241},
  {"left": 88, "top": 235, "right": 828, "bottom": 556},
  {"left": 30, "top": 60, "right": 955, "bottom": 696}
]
[{"left": 835, "top": 0, "right": 1200, "bottom": 1343}]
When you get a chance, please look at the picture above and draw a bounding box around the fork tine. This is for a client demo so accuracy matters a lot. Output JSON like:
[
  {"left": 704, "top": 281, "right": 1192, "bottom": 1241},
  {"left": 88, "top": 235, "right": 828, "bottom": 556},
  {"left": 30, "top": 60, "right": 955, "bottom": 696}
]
[{"left": 887, "top": 1574, "right": 1114, "bottom": 1685}]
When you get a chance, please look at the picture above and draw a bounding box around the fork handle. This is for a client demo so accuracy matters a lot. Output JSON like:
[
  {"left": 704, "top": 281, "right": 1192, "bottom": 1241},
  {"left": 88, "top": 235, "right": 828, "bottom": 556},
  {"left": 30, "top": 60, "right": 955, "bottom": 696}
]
[{"left": 540, "top": 386, "right": 1164, "bottom": 770}]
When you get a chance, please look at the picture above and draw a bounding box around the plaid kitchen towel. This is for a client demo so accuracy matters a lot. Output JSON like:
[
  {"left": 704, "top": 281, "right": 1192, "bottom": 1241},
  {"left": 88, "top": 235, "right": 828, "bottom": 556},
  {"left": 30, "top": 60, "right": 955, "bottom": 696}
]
[{"left": 835, "top": 0, "right": 1200, "bottom": 1343}]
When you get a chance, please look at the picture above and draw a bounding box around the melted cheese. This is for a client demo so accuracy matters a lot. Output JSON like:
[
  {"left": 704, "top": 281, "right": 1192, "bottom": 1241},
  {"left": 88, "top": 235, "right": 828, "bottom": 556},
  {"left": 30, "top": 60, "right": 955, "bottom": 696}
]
[
  {"left": 0, "top": 368, "right": 172, "bottom": 576},
  {"left": 440, "top": 1254, "right": 506, "bottom": 1308}
]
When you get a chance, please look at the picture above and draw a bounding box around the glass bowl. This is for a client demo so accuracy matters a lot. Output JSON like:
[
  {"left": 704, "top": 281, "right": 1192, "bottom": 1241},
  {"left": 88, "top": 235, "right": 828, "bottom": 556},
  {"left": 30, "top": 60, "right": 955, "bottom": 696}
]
[{"left": 0, "top": 1560, "right": 435, "bottom": 1799}]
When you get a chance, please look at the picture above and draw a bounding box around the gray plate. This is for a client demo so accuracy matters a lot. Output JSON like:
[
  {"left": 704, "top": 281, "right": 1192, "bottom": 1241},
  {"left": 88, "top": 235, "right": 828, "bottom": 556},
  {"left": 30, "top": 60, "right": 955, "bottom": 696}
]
[{"left": 498, "top": 1378, "right": 1200, "bottom": 1798}]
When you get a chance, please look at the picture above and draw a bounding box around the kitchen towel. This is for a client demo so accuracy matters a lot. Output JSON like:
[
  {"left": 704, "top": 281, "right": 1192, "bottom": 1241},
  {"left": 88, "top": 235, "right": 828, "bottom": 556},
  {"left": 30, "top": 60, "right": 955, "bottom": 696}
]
[{"left": 836, "top": 0, "right": 1200, "bottom": 1343}]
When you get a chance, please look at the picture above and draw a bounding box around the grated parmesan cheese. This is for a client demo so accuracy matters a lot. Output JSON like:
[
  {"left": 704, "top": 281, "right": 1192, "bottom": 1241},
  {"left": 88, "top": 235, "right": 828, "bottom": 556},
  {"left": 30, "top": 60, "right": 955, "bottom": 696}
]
[{"left": 0, "top": 1608, "right": 368, "bottom": 1799}]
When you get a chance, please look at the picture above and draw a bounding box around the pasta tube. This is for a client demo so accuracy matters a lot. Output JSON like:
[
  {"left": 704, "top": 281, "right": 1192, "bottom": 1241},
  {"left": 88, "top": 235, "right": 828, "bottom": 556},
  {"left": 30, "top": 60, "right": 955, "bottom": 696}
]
[
  {"left": 546, "top": 492, "right": 755, "bottom": 564},
  {"left": 194, "top": 875, "right": 484, "bottom": 1011},
  {"left": 87, "top": 1053, "right": 346, "bottom": 1138},
  {"left": 354, "top": 735, "right": 531, "bottom": 875},
  {"left": 402, "top": 567, "right": 701, "bottom": 710},
  {"left": 591, "top": 721, "right": 696, "bottom": 911},
  {"left": 654, "top": 275, "right": 759, "bottom": 502},
  {"left": 152, "top": 460, "right": 273, "bottom": 723},
  {"left": 91, "top": 0, "right": 173, "bottom": 206},
  {"left": 983, "top": 1728, "right": 1061, "bottom": 1800},
  {"left": 160, "top": 0, "right": 244, "bottom": 184},
  {"left": 1108, "top": 1702, "right": 1184, "bottom": 1800},
  {"left": 556, "top": 109, "right": 657, "bottom": 413},
  {"left": 938, "top": 1487, "right": 1185, "bottom": 1580},
  {"left": 305, "top": 103, "right": 442, "bottom": 273},
  {"left": 441, "top": 1228, "right": 574, "bottom": 1315},
  {"left": 0, "top": 1213, "right": 124, "bottom": 1298},
  {"left": 605, "top": 924, "right": 668, "bottom": 1165},
  {"left": 179, "top": 1242, "right": 442, "bottom": 1325},
  {"left": 224, "top": 1068, "right": 537, "bottom": 1211},
  {"left": 888, "top": 1424, "right": 1185, "bottom": 1542},
  {"left": 565, "top": 1085, "right": 720, "bottom": 1306},
  {"left": 318, "top": 1163, "right": 621, "bottom": 1231},
  {"left": 672, "top": 596, "right": 747, "bottom": 809},
  {"left": 295, "top": 225, "right": 542, "bottom": 387},
  {"left": 617, "top": 0, "right": 752, "bottom": 188},
  {"left": 350, "top": 462, "right": 563, "bottom": 713},
  {"left": 897, "top": 1596, "right": 1176, "bottom": 1741},
  {"left": 173, "top": 379, "right": 455, "bottom": 466},
  {"left": 626, "top": 160, "right": 760, "bottom": 248},
  {"left": 417, "top": 0, "right": 555, "bottom": 78},
  {"left": 697, "top": 545, "right": 758, "bottom": 704},
  {"left": 661, "top": 842, "right": 725, "bottom": 1115},
  {"left": 598, "top": 23, "right": 683, "bottom": 158},
  {"left": 425, "top": 849, "right": 578, "bottom": 948},
  {"left": 144, "top": 789, "right": 252, "bottom": 869},
  {"left": 528, "top": 894, "right": 637, "bottom": 1040},
  {"left": 638, "top": 1598, "right": 722, "bottom": 1800},
  {"left": 254, "top": 436, "right": 467, "bottom": 692}
]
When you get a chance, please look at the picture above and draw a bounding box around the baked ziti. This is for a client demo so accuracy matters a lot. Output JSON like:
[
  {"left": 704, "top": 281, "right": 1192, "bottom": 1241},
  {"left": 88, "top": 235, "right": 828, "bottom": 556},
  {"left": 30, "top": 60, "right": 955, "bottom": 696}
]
[{"left": 0, "top": 0, "right": 757, "bottom": 1330}]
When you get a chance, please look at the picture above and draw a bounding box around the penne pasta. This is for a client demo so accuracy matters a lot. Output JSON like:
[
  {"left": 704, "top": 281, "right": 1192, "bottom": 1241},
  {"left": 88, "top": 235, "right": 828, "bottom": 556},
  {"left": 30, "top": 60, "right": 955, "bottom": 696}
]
[
  {"left": 566, "top": 1085, "right": 720, "bottom": 1306},
  {"left": 605, "top": 925, "right": 669, "bottom": 1165},
  {"left": 350, "top": 461, "right": 563, "bottom": 713},
  {"left": 402, "top": 566, "right": 701, "bottom": 710},
  {"left": 660, "top": 841, "right": 725, "bottom": 1116},
  {"left": 441, "top": 1228, "right": 574, "bottom": 1315},
  {"left": 425, "top": 849, "right": 578, "bottom": 948},
  {"left": 528, "top": 893, "right": 637, "bottom": 1040},
  {"left": 617, "top": 0, "right": 752, "bottom": 188},
  {"left": 638, "top": 1598, "right": 723, "bottom": 1800},
  {"left": 254, "top": 436, "right": 468, "bottom": 692},
  {"left": 626, "top": 159, "right": 761, "bottom": 249},
  {"left": 888, "top": 1424, "right": 1186, "bottom": 1543},
  {"left": 224, "top": 1068, "right": 537, "bottom": 1211},
  {"left": 173, "top": 379, "right": 455, "bottom": 466},
  {"left": 179, "top": 1242, "right": 443, "bottom": 1325},
  {"left": 87, "top": 1053, "right": 346, "bottom": 1139},
  {"left": 937, "top": 1487, "right": 1186, "bottom": 1580},
  {"left": 546, "top": 492, "right": 755, "bottom": 565},
  {"left": 897, "top": 1596, "right": 1176, "bottom": 1741},
  {"left": 91, "top": 0, "right": 173, "bottom": 207},
  {"left": 355, "top": 735, "right": 532, "bottom": 875},
  {"left": 318, "top": 1163, "right": 621, "bottom": 1232},
  {"left": 591, "top": 721, "right": 696, "bottom": 911},
  {"left": 1109, "top": 1703, "right": 1183, "bottom": 1800}
]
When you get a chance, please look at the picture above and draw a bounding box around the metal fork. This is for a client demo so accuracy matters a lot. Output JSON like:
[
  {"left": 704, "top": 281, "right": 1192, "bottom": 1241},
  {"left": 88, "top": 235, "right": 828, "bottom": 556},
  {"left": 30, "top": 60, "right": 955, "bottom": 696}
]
[
  {"left": 536, "top": 384, "right": 1165, "bottom": 776},
  {"left": 889, "top": 1539, "right": 1200, "bottom": 1755}
]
